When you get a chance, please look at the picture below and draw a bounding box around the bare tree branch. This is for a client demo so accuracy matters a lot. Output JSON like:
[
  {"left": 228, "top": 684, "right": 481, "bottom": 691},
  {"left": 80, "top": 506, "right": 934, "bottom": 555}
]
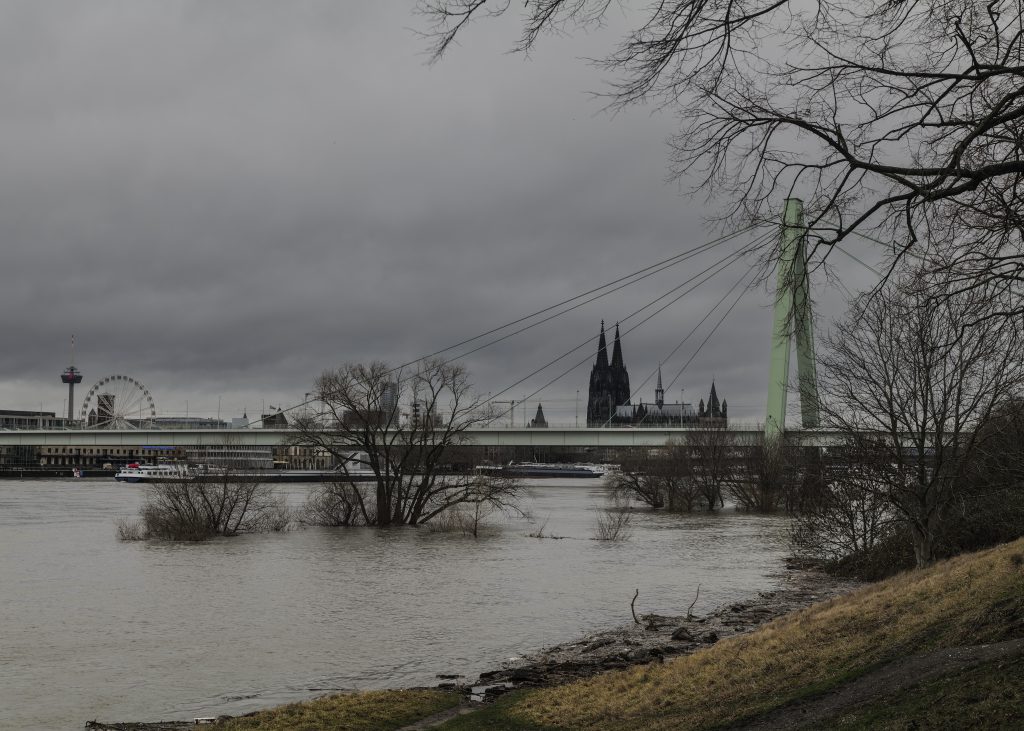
[{"left": 420, "top": 0, "right": 1024, "bottom": 307}]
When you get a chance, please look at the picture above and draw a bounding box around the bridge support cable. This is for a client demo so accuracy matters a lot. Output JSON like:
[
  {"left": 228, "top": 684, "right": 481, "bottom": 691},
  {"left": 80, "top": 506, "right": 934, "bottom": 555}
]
[
  {"left": 259, "top": 225, "right": 768, "bottom": 428},
  {"left": 436, "top": 229, "right": 771, "bottom": 371},
  {"left": 766, "top": 198, "right": 820, "bottom": 439},
  {"left": 390, "top": 224, "right": 764, "bottom": 373},
  {"left": 615, "top": 260, "right": 766, "bottom": 423},
  {"left": 483, "top": 229, "right": 778, "bottom": 424},
  {"left": 664, "top": 267, "right": 758, "bottom": 394}
]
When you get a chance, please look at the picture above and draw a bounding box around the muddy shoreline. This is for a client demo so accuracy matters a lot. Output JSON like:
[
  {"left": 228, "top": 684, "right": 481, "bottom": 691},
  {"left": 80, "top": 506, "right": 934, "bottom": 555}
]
[
  {"left": 87, "top": 565, "right": 857, "bottom": 730},
  {"left": 460, "top": 564, "right": 858, "bottom": 700}
]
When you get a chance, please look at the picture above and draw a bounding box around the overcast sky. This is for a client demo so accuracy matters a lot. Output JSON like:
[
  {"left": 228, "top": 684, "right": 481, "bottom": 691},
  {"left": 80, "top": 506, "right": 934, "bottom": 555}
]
[{"left": 1, "top": 1, "right": 882, "bottom": 426}]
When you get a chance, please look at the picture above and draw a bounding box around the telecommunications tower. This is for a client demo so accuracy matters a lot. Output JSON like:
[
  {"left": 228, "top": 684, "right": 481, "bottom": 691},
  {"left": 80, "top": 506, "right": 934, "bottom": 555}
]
[{"left": 60, "top": 335, "right": 83, "bottom": 424}]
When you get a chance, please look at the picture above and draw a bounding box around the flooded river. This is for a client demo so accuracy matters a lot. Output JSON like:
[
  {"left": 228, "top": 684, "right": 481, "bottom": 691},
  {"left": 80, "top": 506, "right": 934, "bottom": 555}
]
[{"left": 0, "top": 478, "right": 790, "bottom": 729}]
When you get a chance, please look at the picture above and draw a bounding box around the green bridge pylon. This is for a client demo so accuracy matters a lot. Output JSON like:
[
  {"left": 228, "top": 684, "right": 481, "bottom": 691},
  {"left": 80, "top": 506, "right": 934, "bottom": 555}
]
[{"left": 765, "top": 198, "right": 820, "bottom": 439}]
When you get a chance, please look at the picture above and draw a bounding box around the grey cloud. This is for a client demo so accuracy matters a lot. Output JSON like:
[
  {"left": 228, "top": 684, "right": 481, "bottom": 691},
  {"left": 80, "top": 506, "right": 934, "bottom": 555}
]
[{"left": 0, "top": 2, "right": 882, "bottom": 425}]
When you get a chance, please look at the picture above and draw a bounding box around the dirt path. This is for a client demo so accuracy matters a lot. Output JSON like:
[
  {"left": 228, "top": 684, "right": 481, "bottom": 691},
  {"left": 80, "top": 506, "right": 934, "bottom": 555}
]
[
  {"left": 735, "top": 638, "right": 1024, "bottom": 730},
  {"left": 394, "top": 701, "right": 479, "bottom": 730}
]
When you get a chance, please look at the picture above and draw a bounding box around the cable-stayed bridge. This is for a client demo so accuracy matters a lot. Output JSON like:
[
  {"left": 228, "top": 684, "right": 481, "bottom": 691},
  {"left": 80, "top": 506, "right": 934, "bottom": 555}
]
[
  {"left": 0, "top": 426, "right": 846, "bottom": 449},
  {"left": 7, "top": 199, "right": 859, "bottom": 451}
]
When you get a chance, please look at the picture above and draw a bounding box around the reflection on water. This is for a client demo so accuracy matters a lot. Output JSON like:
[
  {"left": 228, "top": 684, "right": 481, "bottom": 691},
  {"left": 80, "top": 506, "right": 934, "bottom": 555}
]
[{"left": 0, "top": 478, "right": 789, "bottom": 729}]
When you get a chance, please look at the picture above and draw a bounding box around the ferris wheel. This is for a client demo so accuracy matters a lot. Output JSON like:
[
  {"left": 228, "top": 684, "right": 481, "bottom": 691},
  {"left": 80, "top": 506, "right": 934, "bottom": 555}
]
[{"left": 79, "top": 374, "right": 157, "bottom": 429}]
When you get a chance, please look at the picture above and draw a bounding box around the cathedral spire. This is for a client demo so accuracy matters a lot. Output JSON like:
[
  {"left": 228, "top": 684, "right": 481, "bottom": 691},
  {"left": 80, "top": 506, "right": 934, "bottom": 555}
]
[
  {"left": 596, "top": 320, "right": 609, "bottom": 369},
  {"left": 709, "top": 380, "right": 721, "bottom": 418},
  {"left": 655, "top": 363, "right": 664, "bottom": 409},
  {"left": 611, "top": 323, "right": 624, "bottom": 370},
  {"left": 610, "top": 322, "right": 631, "bottom": 407}
]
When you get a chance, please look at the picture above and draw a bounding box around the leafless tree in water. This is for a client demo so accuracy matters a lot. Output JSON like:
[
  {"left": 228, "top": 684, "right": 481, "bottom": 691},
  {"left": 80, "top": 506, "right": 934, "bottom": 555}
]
[
  {"left": 118, "top": 470, "right": 289, "bottom": 541},
  {"left": 292, "top": 359, "right": 522, "bottom": 527},
  {"left": 684, "top": 423, "right": 734, "bottom": 511},
  {"left": 594, "top": 492, "right": 633, "bottom": 541},
  {"left": 730, "top": 433, "right": 802, "bottom": 513}
]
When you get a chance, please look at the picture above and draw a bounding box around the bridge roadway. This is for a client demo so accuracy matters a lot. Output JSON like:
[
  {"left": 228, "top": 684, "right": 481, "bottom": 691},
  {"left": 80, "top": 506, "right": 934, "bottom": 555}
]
[{"left": 0, "top": 427, "right": 845, "bottom": 448}]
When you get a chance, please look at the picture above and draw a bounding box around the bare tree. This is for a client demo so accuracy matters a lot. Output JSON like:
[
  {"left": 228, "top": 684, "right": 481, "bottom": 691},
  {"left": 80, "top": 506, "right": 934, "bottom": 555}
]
[
  {"left": 420, "top": 1, "right": 1024, "bottom": 302},
  {"left": 730, "top": 433, "right": 800, "bottom": 513},
  {"left": 941, "top": 398, "right": 1024, "bottom": 552},
  {"left": 791, "top": 445, "right": 895, "bottom": 564},
  {"left": 593, "top": 492, "right": 633, "bottom": 541},
  {"left": 119, "top": 470, "right": 288, "bottom": 541},
  {"left": 607, "top": 450, "right": 667, "bottom": 509},
  {"left": 652, "top": 439, "right": 703, "bottom": 512},
  {"left": 607, "top": 442, "right": 702, "bottom": 511},
  {"left": 819, "top": 269, "right": 1024, "bottom": 566},
  {"left": 291, "top": 359, "right": 522, "bottom": 527},
  {"left": 302, "top": 478, "right": 370, "bottom": 527},
  {"left": 684, "top": 423, "right": 734, "bottom": 511}
]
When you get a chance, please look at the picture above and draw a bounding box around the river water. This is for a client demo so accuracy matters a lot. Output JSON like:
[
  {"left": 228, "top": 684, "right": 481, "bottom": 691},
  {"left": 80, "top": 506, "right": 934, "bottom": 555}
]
[{"left": 0, "top": 478, "right": 790, "bottom": 729}]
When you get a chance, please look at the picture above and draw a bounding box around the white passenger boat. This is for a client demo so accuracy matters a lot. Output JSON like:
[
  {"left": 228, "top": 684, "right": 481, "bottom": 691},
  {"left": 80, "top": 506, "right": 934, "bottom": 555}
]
[
  {"left": 114, "top": 463, "right": 377, "bottom": 483},
  {"left": 114, "top": 464, "right": 191, "bottom": 483}
]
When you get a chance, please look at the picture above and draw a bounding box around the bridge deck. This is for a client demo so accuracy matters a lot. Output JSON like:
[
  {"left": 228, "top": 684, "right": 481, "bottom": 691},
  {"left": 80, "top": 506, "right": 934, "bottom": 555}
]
[{"left": 0, "top": 427, "right": 843, "bottom": 448}]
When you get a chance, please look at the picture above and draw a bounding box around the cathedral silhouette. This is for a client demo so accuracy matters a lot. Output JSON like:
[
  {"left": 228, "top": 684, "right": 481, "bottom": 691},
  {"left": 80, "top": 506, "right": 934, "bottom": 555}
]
[{"left": 586, "top": 320, "right": 726, "bottom": 427}]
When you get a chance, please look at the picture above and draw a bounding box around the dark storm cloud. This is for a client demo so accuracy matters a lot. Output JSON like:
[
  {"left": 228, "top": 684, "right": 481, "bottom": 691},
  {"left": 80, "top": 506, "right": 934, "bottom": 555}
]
[{"left": 0, "top": 1, "right": 880, "bottom": 423}]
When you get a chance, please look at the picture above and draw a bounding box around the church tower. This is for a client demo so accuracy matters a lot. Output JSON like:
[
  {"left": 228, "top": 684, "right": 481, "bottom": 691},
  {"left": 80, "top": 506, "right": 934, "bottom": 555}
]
[
  {"left": 529, "top": 403, "right": 548, "bottom": 428},
  {"left": 709, "top": 380, "right": 721, "bottom": 418},
  {"left": 655, "top": 364, "right": 664, "bottom": 409},
  {"left": 610, "top": 323, "right": 631, "bottom": 409},
  {"left": 587, "top": 321, "right": 616, "bottom": 425},
  {"left": 697, "top": 381, "right": 727, "bottom": 424},
  {"left": 587, "top": 320, "right": 638, "bottom": 425}
]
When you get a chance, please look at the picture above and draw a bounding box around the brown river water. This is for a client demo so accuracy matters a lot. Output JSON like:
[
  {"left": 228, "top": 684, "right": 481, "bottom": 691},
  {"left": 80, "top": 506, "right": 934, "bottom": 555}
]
[{"left": 0, "top": 478, "right": 790, "bottom": 729}]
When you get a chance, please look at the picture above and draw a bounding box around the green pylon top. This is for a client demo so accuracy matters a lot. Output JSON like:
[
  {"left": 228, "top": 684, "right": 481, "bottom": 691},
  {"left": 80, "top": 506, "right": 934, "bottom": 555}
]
[{"left": 765, "top": 198, "right": 819, "bottom": 439}]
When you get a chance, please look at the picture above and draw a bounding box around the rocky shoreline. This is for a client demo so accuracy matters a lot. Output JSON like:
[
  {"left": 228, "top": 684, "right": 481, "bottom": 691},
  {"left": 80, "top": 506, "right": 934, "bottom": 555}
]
[
  {"left": 459, "top": 565, "right": 859, "bottom": 701},
  {"left": 87, "top": 566, "right": 857, "bottom": 730}
]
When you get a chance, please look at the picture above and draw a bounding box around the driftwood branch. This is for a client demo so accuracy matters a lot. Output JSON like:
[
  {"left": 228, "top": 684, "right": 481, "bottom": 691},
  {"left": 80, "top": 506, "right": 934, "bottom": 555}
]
[
  {"left": 631, "top": 588, "right": 640, "bottom": 625},
  {"left": 687, "top": 583, "right": 701, "bottom": 620}
]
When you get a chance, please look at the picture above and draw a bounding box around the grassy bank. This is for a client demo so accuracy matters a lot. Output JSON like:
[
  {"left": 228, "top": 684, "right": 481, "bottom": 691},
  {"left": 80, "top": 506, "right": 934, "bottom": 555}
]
[
  {"left": 212, "top": 689, "right": 459, "bottom": 731},
  {"left": 210, "top": 538, "right": 1024, "bottom": 730}
]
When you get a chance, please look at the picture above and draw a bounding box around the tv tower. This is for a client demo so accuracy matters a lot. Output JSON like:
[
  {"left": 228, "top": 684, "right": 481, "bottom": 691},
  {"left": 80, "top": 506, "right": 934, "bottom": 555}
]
[{"left": 60, "top": 335, "right": 83, "bottom": 424}]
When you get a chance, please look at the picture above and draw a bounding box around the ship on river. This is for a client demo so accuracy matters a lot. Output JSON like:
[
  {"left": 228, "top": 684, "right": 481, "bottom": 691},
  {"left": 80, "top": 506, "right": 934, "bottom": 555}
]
[
  {"left": 475, "top": 461, "right": 612, "bottom": 478},
  {"left": 114, "top": 463, "right": 377, "bottom": 483}
]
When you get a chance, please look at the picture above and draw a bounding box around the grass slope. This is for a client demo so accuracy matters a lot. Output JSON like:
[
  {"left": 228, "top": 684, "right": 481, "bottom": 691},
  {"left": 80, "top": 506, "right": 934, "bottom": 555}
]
[
  {"left": 213, "top": 689, "right": 459, "bottom": 731},
  {"left": 441, "top": 538, "right": 1024, "bottom": 730},
  {"left": 829, "top": 653, "right": 1024, "bottom": 730}
]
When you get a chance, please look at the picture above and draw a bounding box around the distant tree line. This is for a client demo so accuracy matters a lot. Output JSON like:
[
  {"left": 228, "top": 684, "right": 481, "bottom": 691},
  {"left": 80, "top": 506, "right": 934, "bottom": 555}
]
[
  {"left": 607, "top": 428, "right": 810, "bottom": 515},
  {"left": 609, "top": 265, "right": 1024, "bottom": 577}
]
